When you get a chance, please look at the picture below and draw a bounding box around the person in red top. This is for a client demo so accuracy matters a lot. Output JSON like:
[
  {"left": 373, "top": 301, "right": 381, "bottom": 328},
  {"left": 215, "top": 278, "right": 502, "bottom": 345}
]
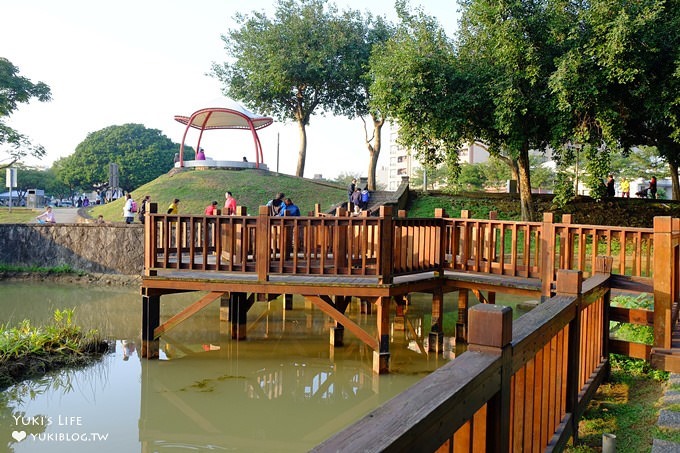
[
  {"left": 204, "top": 200, "right": 218, "bottom": 215},
  {"left": 224, "top": 191, "right": 237, "bottom": 215}
]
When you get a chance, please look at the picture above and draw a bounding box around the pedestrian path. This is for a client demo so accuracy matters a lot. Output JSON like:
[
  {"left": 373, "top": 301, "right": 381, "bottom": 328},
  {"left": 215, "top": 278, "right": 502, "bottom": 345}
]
[
  {"left": 653, "top": 373, "right": 680, "bottom": 452},
  {"left": 52, "top": 207, "right": 83, "bottom": 223}
]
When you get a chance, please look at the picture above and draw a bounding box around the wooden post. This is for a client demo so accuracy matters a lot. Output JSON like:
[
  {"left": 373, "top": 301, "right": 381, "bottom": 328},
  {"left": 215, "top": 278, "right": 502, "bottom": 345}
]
[
  {"left": 456, "top": 290, "right": 469, "bottom": 342},
  {"left": 331, "top": 296, "right": 351, "bottom": 346},
  {"left": 654, "top": 217, "right": 673, "bottom": 349},
  {"left": 141, "top": 294, "right": 160, "bottom": 359},
  {"left": 219, "top": 293, "right": 230, "bottom": 322},
  {"left": 556, "top": 269, "right": 583, "bottom": 446},
  {"left": 256, "top": 205, "right": 270, "bottom": 282},
  {"left": 595, "top": 256, "right": 613, "bottom": 377},
  {"left": 379, "top": 206, "right": 394, "bottom": 284},
  {"left": 541, "top": 212, "right": 555, "bottom": 301},
  {"left": 394, "top": 296, "right": 406, "bottom": 332},
  {"left": 467, "top": 304, "right": 513, "bottom": 452},
  {"left": 373, "top": 296, "right": 391, "bottom": 374},
  {"left": 435, "top": 208, "right": 448, "bottom": 275},
  {"left": 398, "top": 209, "right": 407, "bottom": 218},
  {"left": 429, "top": 288, "right": 444, "bottom": 352},
  {"left": 229, "top": 292, "right": 248, "bottom": 340},
  {"left": 144, "top": 203, "right": 158, "bottom": 276},
  {"left": 283, "top": 294, "right": 293, "bottom": 310}
]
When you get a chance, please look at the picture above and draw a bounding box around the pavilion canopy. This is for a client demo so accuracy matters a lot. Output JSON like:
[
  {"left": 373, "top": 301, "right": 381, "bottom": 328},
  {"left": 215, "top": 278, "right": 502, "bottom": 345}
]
[{"left": 174, "top": 98, "right": 273, "bottom": 168}]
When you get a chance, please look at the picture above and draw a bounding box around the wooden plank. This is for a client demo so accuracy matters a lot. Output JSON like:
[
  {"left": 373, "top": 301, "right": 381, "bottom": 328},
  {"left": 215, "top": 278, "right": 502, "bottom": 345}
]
[
  {"left": 306, "top": 295, "right": 379, "bottom": 351},
  {"left": 153, "top": 291, "right": 224, "bottom": 339},
  {"left": 609, "top": 306, "right": 654, "bottom": 326}
]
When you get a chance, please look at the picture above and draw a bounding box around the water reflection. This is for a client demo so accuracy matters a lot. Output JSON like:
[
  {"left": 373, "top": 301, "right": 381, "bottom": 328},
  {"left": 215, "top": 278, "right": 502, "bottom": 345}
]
[{"left": 1, "top": 281, "right": 531, "bottom": 452}]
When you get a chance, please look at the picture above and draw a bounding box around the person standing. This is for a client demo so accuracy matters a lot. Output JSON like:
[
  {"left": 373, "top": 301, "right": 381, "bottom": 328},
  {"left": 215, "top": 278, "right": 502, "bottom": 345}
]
[
  {"left": 347, "top": 178, "right": 356, "bottom": 204},
  {"left": 351, "top": 188, "right": 362, "bottom": 214},
  {"left": 360, "top": 186, "right": 371, "bottom": 211},
  {"left": 138, "top": 195, "right": 150, "bottom": 224},
  {"left": 267, "top": 192, "right": 285, "bottom": 216},
  {"left": 620, "top": 177, "right": 630, "bottom": 198},
  {"left": 649, "top": 176, "right": 657, "bottom": 199},
  {"left": 167, "top": 198, "right": 180, "bottom": 214},
  {"left": 224, "top": 191, "right": 237, "bottom": 215},
  {"left": 605, "top": 174, "right": 615, "bottom": 197},
  {"left": 123, "top": 193, "right": 135, "bottom": 224}
]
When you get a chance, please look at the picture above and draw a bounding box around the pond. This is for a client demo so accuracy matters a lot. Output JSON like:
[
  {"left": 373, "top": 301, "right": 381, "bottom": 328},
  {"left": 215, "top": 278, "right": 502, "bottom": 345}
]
[{"left": 1, "top": 282, "right": 533, "bottom": 452}]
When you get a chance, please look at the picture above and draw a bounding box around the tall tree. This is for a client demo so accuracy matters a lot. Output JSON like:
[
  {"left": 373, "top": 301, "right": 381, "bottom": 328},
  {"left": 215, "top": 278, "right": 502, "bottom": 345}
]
[
  {"left": 369, "top": 3, "right": 467, "bottom": 190},
  {"left": 0, "top": 57, "right": 51, "bottom": 168},
  {"left": 213, "top": 0, "right": 359, "bottom": 177},
  {"left": 56, "top": 124, "right": 178, "bottom": 192},
  {"left": 335, "top": 11, "right": 394, "bottom": 190},
  {"left": 455, "top": 0, "right": 569, "bottom": 220}
]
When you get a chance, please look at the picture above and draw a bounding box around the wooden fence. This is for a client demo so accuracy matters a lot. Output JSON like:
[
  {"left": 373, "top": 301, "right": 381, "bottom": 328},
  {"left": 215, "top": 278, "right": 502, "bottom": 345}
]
[{"left": 312, "top": 266, "right": 612, "bottom": 452}]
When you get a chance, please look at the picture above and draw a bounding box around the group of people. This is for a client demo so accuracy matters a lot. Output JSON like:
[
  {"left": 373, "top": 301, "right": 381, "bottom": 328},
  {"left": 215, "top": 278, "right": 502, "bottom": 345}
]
[
  {"left": 605, "top": 175, "right": 658, "bottom": 199},
  {"left": 266, "top": 192, "right": 300, "bottom": 216},
  {"left": 347, "top": 178, "right": 371, "bottom": 214}
]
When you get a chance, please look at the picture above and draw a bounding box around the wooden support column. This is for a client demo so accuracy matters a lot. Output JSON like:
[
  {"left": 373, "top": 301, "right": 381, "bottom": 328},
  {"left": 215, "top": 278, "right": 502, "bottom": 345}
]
[
  {"left": 541, "top": 212, "right": 555, "bottom": 301},
  {"left": 456, "top": 289, "right": 469, "bottom": 342},
  {"left": 595, "top": 256, "right": 613, "bottom": 379},
  {"left": 556, "top": 269, "right": 583, "bottom": 447},
  {"left": 144, "top": 203, "right": 158, "bottom": 276},
  {"left": 331, "top": 296, "right": 351, "bottom": 347},
  {"left": 654, "top": 217, "right": 673, "bottom": 349},
  {"left": 141, "top": 294, "right": 160, "bottom": 358},
  {"left": 256, "top": 205, "right": 270, "bottom": 282},
  {"left": 429, "top": 288, "right": 444, "bottom": 352},
  {"left": 360, "top": 298, "right": 373, "bottom": 315},
  {"left": 379, "top": 206, "right": 394, "bottom": 284},
  {"left": 373, "top": 296, "right": 391, "bottom": 374},
  {"left": 283, "top": 294, "right": 293, "bottom": 310},
  {"left": 467, "top": 303, "right": 513, "bottom": 452},
  {"left": 394, "top": 296, "right": 406, "bottom": 331},
  {"left": 219, "top": 293, "right": 230, "bottom": 322},
  {"left": 229, "top": 292, "right": 249, "bottom": 340}
]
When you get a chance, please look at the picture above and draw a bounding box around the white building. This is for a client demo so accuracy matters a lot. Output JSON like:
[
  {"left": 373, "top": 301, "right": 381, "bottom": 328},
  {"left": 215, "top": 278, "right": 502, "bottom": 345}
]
[{"left": 380, "top": 122, "right": 490, "bottom": 191}]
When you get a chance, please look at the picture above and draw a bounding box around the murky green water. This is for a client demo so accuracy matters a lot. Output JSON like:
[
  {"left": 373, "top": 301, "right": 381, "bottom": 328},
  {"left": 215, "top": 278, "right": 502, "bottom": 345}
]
[{"left": 1, "top": 282, "right": 532, "bottom": 452}]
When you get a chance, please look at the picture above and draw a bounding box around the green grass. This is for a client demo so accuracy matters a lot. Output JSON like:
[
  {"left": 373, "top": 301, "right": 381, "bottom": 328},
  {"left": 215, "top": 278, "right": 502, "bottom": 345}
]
[
  {"left": 0, "top": 207, "right": 41, "bottom": 223},
  {"left": 87, "top": 168, "right": 346, "bottom": 222},
  {"left": 0, "top": 264, "right": 84, "bottom": 275}
]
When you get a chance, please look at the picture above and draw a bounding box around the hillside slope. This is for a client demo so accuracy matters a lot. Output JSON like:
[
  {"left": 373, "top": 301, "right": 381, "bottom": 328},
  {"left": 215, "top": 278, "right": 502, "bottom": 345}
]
[{"left": 88, "top": 168, "right": 346, "bottom": 221}]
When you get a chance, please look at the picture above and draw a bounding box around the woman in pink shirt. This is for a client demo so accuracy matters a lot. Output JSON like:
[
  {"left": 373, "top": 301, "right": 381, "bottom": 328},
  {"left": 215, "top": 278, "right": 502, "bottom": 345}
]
[{"left": 224, "top": 191, "right": 236, "bottom": 215}]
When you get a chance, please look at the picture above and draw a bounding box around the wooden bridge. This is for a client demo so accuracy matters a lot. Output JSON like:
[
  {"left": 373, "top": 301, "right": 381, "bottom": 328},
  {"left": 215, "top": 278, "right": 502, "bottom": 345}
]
[{"left": 140, "top": 203, "right": 679, "bottom": 450}]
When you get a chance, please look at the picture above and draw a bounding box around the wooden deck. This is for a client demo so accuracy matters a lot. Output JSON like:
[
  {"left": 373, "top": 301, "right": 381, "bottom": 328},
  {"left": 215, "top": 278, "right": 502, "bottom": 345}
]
[{"left": 139, "top": 204, "right": 680, "bottom": 451}]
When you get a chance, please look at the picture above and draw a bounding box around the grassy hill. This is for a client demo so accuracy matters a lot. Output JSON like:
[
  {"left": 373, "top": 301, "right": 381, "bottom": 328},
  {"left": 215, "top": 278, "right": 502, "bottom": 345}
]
[{"left": 87, "top": 168, "right": 346, "bottom": 221}]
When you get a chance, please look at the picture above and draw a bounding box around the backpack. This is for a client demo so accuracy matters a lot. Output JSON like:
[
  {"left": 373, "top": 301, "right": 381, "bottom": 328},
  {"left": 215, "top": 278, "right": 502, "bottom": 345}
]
[
  {"left": 361, "top": 189, "right": 370, "bottom": 203},
  {"left": 130, "top": 200, "right": 138, "bottom": 213}
]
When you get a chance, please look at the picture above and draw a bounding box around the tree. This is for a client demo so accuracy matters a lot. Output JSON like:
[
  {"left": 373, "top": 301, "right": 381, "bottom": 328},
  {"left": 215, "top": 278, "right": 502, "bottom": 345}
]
[
  {"left": 334, "top": 12, "right": 394, "bottom": 190},
  {"left": 454, "top": 0, "right": 570, "bottom": 220},
  {"left": 369, "top": 3, "right": 467, "bottom": 191},
  {"left": 213, "top": 0, "right": 361, "bottom": 177},
  {"left": 56, "top": 124, "right": 178, "bottom": 192},
  {"left": 0, "top": 57, "right": 51, "bottom": 168}
]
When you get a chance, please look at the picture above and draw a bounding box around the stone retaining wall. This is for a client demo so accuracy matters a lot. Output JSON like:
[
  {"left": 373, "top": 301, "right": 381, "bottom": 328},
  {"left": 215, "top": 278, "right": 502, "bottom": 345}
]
[{"left": 0, "top": 224, "right": 144, "bottom": 275}]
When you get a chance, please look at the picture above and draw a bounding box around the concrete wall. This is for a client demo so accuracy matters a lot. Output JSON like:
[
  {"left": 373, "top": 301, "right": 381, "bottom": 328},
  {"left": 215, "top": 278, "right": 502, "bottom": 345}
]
[{"left": 0, "top": 224, "right": 144, "bottom": 275}]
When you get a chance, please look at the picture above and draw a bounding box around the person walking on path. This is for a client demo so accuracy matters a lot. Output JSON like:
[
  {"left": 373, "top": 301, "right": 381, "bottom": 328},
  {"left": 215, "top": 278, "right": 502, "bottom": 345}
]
[
  {"left": 649, "top": 176, "right": 658, "bottom": 199},
  {"left": 123, "top": 193, "right": 135, "bottom": 224}
]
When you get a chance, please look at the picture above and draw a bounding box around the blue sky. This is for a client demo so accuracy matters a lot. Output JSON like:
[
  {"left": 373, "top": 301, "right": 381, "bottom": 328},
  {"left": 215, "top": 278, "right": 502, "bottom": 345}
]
[{"left": 2, "top": 0, "right": 459, "bottom": 179}]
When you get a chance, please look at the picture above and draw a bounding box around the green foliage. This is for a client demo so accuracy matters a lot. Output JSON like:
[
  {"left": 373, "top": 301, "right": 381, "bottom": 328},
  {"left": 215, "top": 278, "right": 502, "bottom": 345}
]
[
  {"left": 0, "top": 264, "right": 82, "bottom": 275},
  {"left": 0, "top": 57, "right": 52, "bottom": 166},
  {"left": 212, "top": 0, "right": 367, "bottom": 177},
  {"left": 610, "top": 294, "right": 655, "bottom": 345},
  {"left": 56, "top": 124, "right": 178, "bottom": 192},
  {"left": 0, "top": 309, "right": 100, "bottom": 364}
]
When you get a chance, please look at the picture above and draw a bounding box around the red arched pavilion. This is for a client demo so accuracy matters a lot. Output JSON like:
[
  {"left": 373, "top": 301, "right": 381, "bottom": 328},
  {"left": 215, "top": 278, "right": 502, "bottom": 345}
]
[{"left": 174, "top": 98, "right": 273, "bottom": 168}]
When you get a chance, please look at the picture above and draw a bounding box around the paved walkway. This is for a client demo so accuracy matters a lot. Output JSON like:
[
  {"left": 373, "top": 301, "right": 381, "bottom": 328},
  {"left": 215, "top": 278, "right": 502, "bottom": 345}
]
[
  {"left": 653, "top": 373, "right": 680, "bottom": 452},
  {"left": 52, "top": 207, "right": 83, "bottom": 223}
]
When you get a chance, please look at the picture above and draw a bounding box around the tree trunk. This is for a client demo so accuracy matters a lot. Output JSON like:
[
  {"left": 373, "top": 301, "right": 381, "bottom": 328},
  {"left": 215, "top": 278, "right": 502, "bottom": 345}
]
[
  {"left": 365, "top": 116, "right": 384, "bottom": 191},
  {"left": 669, "top": 160, "right": 680, "bottom": 200},
  {"left": 517, "top": 147, "right": 534, "bottom": 221},
  {"left": 295, "top": 120, "right": 307, "bottom": 177}
]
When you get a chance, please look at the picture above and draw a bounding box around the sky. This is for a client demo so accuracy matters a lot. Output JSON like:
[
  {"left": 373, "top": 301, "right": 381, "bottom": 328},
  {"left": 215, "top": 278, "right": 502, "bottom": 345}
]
[{"left": 2, "top": 0, "right": 459, "bottom": 180}]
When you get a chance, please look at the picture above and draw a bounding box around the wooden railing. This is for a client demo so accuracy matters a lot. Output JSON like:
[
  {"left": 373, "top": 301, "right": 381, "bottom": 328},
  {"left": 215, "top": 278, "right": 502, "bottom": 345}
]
[{"left": 312, "top": 267, "right": 612, "bottom": 452}]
